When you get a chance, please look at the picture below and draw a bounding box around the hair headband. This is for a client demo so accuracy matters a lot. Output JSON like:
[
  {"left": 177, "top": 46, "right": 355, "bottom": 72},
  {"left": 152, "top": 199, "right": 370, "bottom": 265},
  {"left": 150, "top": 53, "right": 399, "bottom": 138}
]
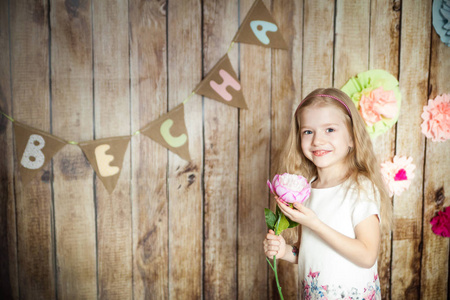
[{"left": 296, "top": 94, "right": 352, "bottom": 119}]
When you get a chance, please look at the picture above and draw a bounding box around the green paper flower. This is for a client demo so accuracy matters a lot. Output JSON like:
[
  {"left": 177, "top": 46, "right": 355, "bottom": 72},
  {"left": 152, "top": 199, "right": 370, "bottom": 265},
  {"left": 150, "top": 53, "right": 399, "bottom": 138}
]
[{"left": 341, "top": 69, "right": 401, "bottom": 138}]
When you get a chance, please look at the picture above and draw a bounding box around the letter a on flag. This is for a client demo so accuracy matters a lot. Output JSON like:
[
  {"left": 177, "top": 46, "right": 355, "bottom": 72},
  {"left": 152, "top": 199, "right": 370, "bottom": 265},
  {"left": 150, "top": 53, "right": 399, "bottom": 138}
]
[
  {"left": 194, "top": 54, "right": 247, "bottom": 109},
  {"left": 79, "top": 136, "right": 130, "bottom": 194},
  {"left": 140, "top": 104, "right": 191, "bottom": 162},
  {"left": 14, "top": 122, "right": 67, "bottom": 185},
  {"left": 233, "top": 0, "right": 287, "bottom": 49}
]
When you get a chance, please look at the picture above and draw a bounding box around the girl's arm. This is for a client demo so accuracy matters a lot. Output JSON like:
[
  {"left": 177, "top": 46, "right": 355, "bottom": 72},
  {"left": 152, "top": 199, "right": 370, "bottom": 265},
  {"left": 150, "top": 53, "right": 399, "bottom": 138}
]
[
  {"left": 277, "top": 200, "right": 380, "bottom": 268},
  {"left": 281, "top": 225, "right": 302, "bottom": 264}
]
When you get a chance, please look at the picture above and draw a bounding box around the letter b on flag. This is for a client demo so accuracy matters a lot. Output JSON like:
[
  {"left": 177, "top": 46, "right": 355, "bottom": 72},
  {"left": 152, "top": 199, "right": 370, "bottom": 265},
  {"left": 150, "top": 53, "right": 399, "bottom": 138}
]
[{"left": 21, "top": 134, "right": 46, "bottom": 170}]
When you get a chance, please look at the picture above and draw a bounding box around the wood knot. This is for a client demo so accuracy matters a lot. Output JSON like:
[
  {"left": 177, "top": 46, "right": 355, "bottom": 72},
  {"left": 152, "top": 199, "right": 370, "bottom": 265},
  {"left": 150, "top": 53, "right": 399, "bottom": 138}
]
[
  {"left": 187, "top": 174, "right": 195, "bottom": 187},
  {"left": 32, "top": 1, "right": 46, "bottom": 24},
  {"left": 41, "top": 170, "right": 51, "bottom": 183},
  {"left": 435, "top": 187, "right": 445, "bottom": 207},
  {"left": 65, "top": 0, "right": 80, "bottom": 18},
  {"left": 179, "top": 162, "right": 198, "bottom": 175},
  {"left": 392, "top": 1, "right": 401, "bottom": 12}
]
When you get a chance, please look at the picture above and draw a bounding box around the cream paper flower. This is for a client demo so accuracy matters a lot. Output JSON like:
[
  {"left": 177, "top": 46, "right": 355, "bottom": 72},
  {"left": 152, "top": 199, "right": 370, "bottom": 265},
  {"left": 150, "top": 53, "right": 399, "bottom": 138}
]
[{"left": 381, "top": 156, "right": 416, "bottom": 197}]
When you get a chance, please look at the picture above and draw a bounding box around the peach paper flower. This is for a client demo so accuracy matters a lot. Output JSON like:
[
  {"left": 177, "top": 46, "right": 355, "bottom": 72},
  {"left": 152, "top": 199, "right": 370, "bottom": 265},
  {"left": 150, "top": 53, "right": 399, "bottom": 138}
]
[
  {"left": 381, "top": 156, "right": 416, "bottom": 197},
  {"left": 420, "top": 93, "right": 450, "bottom": 142},
  {"left": 359, "top": 87, "right": 398, "bottom": 127}
]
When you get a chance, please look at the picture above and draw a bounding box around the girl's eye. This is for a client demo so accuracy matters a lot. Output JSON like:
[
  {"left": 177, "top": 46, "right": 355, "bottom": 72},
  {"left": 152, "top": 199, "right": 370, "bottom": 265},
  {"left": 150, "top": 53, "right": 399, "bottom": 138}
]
[
  {"left": 326, "top": 128, "right": 335, "bottom": 133},
  {"left": 303, "top": 130, "right": 313, "bottom": 135}
]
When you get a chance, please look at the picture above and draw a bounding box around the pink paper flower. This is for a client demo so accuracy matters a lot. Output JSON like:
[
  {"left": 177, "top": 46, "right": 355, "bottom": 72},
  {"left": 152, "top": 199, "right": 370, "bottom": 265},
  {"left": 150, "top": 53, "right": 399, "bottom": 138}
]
[
  {"left": 421, "top": 93, "right": 450, "bottom": 142},
  {"left": 359, "top": 87, "right": 398, "bottom": 126},
  {"left": 430, "top": 207, "right": 450, "bottom": 237},
  {"left": 267, "top": 173, "right": 311, "bottom": 205},
  {"left": 380, "top": 156, "right": 416, "bottom": 197}
]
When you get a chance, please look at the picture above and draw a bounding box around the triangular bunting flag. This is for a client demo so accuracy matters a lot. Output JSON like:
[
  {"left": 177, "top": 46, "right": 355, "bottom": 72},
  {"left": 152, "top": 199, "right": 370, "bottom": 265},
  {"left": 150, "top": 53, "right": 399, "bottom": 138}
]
[
  {"left": 140, "top": 104, "right": 191, "bottom": 161},
  {"left": 233, "top": 0, "right": 288, "bottom": 49},
  {"left": 14, "top": 121, "right": 67, "bottom": 185},
  {"left": 79, "top": 136, "right": 130, "bottom": 194},
  {"left": 194, "top": 54, "right": 247, "bottom": 109}
]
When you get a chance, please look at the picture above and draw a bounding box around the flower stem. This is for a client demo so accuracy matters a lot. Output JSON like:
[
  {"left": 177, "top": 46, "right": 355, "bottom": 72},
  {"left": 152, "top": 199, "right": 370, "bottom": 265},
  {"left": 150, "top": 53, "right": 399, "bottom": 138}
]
[
  {"left": 267, "top": 215, "right": 284, "bottom": 299},
  {"left": 272, "top": 255, "right": 284, "bottom": 300}
]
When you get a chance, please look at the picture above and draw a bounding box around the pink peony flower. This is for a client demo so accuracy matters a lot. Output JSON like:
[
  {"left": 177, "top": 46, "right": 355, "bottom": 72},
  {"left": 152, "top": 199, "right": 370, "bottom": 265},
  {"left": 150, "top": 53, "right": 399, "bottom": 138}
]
[
  {"left": 380, "top": 156, "right": 416, "bottom": 197},
  {"left": 267, "top": 173, "right": 311, "bottom": 205},
  {"left": 430, "top": 207, "right": 450, "bottom": 237},
  {"left": 421, "top": 93, "right": 450, "bottom": 142},
  {"left": 359, "top": 87, "right": 398, "bottom": 126}
]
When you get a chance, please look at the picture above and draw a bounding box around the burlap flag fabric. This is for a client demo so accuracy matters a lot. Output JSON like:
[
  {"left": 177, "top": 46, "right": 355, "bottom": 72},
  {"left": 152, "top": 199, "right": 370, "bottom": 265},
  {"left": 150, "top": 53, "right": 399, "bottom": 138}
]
[
  {"left": 233, "top": 0, "right": 287, "bottom": 49},
  {"left": 79, "top": 136, "right": 130, "bottom": 194},
  {"left": 141, "top": 104, "right": 191, "bottom": 161},
  {"left": 14, "top": 121, "right": 67, "bottom": 185},
  {"left": 194, "top": 54, "right": 247, "bottom": 109}
]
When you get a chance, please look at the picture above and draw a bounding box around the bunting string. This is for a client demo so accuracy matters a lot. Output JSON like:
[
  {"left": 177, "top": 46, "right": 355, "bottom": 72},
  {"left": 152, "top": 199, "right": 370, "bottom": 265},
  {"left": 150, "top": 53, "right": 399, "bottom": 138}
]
[
  {"left": 2, "top": 0, "right": 288, "bottom": 194},
  {"left": 1, "top": 111, "right": 14, "bottom": 122}
]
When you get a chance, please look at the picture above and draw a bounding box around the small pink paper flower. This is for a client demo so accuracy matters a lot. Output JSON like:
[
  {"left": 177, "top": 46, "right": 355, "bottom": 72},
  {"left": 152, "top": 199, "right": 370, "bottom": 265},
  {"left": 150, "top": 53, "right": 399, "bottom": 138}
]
[
  {"left": 359, "top": 87, "right": 398, "bottom": 126},
  {"left": 267, "top": 173, "right": 311, "bottom": 205},
  {"left": 380, "top": 156, "right": 416, "bottom": 197},
  {"left": 421, "top": 93, "right": 450, "bottom": 142},
  {"left": 430, "top": 207, "right": 450, "bottom": 237}
]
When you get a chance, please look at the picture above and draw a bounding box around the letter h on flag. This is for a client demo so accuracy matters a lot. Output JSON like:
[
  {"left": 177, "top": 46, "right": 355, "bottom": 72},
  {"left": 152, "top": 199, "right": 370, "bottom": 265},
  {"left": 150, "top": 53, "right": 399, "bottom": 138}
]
[{"left": 194, "top": 54, "right": 247, "bottom": 109}]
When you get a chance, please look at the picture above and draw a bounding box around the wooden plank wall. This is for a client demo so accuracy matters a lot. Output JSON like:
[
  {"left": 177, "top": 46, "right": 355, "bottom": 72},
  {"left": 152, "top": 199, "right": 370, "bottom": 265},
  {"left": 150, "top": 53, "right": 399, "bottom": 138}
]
[{"left": 0, "top": 0, "right": 448, "bottom": 299}]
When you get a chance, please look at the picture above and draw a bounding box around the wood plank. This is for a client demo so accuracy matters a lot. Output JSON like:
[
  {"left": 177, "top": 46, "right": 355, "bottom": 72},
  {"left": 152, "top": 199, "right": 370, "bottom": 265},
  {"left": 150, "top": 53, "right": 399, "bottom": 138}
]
[
  {"left": 92, "top": 0, "right": 132, "bottom": 298},
  {"left": 0, "top": 0, "right": 18, "bottom": 298},
  {"left": 269, "top": 0, "right": 303, "bottom": 299},
  {"left": 302, "top": 0, "right": 334, "bottom": 94},
  {"left": 391, "top": 1, "right": 431, "bottom": 299},
  {"left": 167, "top": 1, "right": 203, "bottom": 298},
  {"left": 49, "top": 0, "right": 97, "bottom": 298},
  {"left": 129, "top": 0, "right": 169, "bottom": 298},
  {"left": 10, "top": 0, "right": 56, "bottom": 299},
  {"left": 334, "top": 0, "right": 370, "bottom": 88},
  {"left": 202, "top": 1, "right": 238, "bottom": 299},
  {"left": 420, "top": 27, "right": 450, "bottom": 300},
  {"left": 237, "top": 0, "right": 272, "bottom": 298},
  {"left": 368, "top": 1, "right": 401, "bottom": 298}
]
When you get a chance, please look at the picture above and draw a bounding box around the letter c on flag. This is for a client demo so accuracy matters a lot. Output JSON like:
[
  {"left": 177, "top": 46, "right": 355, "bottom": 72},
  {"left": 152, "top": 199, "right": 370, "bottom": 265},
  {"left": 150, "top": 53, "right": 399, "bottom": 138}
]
[{"left": 160, "top": 119, "right": 187, "bottom": 148}]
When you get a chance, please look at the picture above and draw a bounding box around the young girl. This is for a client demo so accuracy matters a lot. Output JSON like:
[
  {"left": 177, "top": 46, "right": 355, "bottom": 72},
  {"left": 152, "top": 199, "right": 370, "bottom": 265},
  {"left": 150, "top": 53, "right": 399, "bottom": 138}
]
[{"left": 263, "top": 88, "right": 392, "bottom": 299}]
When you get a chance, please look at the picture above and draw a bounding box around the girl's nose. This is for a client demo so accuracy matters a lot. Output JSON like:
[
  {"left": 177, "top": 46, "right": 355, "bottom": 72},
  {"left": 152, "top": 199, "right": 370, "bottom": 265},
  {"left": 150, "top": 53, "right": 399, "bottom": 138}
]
[{"left": 312, "top": 133, "right": 326, "bottom": 146}]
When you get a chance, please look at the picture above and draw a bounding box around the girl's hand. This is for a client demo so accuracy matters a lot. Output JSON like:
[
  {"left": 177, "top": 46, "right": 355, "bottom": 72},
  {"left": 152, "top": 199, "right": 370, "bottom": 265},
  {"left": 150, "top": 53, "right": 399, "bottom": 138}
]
[
  {"left": 276, "top": 199, "right": 320, "bottom": 230},
  {"left": 263, "top": 229, "right": 286, "bottom": 259}
]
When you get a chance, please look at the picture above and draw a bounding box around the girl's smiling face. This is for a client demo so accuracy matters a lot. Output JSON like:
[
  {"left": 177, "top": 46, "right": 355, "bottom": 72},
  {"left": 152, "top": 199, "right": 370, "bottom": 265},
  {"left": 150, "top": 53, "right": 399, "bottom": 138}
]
[{"left": 299, "top": 104, "right": 354, "bottom": 175}]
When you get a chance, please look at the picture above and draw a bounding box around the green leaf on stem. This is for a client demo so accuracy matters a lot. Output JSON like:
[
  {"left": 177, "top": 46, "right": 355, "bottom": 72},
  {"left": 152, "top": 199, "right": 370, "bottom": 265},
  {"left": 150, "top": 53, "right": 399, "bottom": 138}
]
[
  {"left": 276, "top": 203, "right": 299, "bottom": 229},
  {"left": 264, "top": 208, "right": 277, "bottom": 230},
  {"left": 288, "top": 218, "right": 299, "bottom": 228},
  {"left": 275, "top": 213, "right": 289, "bottom": 235}
]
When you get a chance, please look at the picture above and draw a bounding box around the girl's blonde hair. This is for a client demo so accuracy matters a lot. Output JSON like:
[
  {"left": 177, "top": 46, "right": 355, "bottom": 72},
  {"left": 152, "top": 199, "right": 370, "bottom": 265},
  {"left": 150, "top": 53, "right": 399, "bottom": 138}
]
[{"left": 275, "top": 87, "right": 392, "bottom": 234}]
